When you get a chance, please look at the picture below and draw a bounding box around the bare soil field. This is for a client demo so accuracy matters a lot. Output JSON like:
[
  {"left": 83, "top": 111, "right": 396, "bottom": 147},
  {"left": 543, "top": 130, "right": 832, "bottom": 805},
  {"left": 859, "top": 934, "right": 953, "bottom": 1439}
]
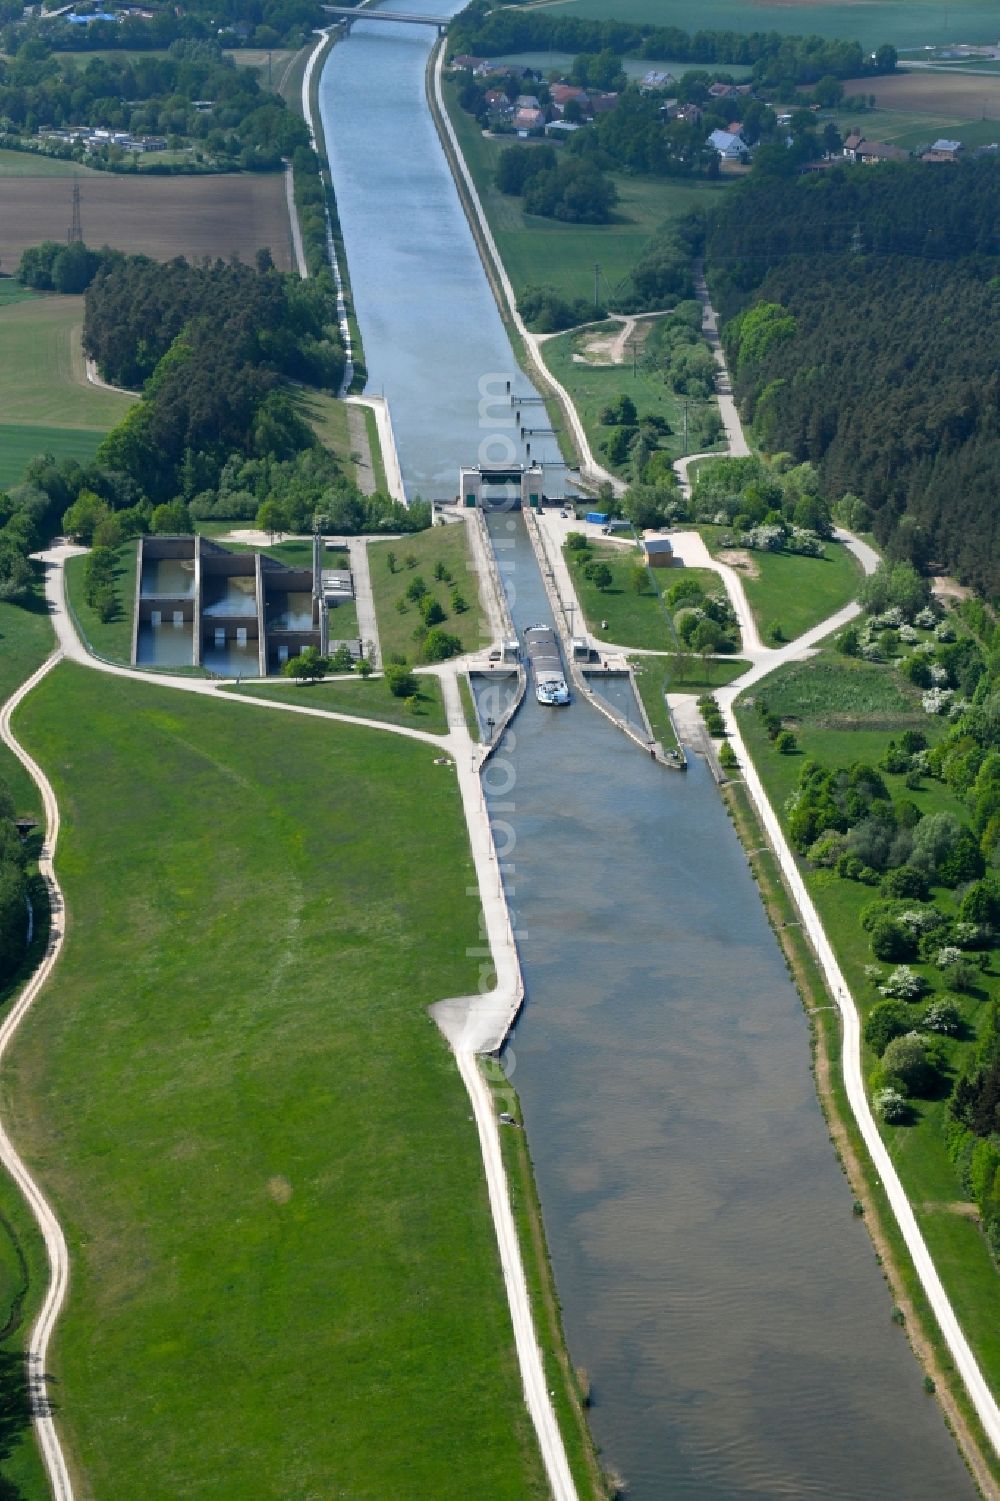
[
  {"left": 0, "top": 173, "right": 294, "bottom": 270},
  {"left": 843, "top": 68, "right": 1000, "bottom": 116}
]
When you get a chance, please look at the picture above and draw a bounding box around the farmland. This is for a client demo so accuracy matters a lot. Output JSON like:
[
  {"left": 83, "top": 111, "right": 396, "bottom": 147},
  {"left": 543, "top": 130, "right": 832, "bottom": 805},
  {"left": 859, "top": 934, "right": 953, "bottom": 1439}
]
[
  {"left": 843, "top": 66, "right": 1000, "bottom": 118},
  {"left": 7, "top": 664, "right": 555, "bottom": 1500},
  {"left": 0, "top": 173, "right": 294, "bottom": 272},
  {"left": 527, "top": 0, "right": 1000, "bottom": 51}
]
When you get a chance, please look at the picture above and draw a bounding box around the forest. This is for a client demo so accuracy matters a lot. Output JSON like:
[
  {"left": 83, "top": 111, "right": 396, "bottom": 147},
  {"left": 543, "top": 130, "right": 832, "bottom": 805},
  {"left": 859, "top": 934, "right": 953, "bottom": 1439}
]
[
  {"left": 0, "top": 37, "right": 309, "bottom": 169},
  {"left": 706, "top": 161, "right": 1000, "bottom": 599},
  {"left": 450, "top": 3, "right": 896, "bottom": 87}
]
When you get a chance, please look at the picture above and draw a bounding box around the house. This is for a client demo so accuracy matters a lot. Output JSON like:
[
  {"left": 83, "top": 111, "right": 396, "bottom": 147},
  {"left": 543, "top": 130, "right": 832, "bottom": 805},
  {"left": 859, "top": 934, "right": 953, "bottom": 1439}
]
[
  {"left": 515, "top": 94, "right": 541, "bottom": 111},
  {"left": 707, "top": 128, "right": 750, "bottom": 161},
  {"left": 707, "top": 81, "right": 740, "bottom": 100},
  {"left": 513, "top": 106, "right": 546, "bottom": 136},
  {"left": 451, "top": 54, "right": 485, "bottom": 71},
  {"left": 643, "top": 536, "right": 674, "bottom": 568},
  {"left": 667, "top": 101, "right": 702, "bottom": 126},
  {"left": 843, "top": 133, "right": 909, "bottom": 165},
  {"left": 640, "top": 70, "right": 676, "bottom": 92},
  {"left": 590, "top": 93, "right": 619, "bottom": 115},
  {"left": 856, "top": 138, "right": 909, "bottom": 163},
  {"left": 549, "top": 83, "right": 589, "bottom": 116},
  {"left": 924, "top": 137, "right": 963, "bottom": 161}
]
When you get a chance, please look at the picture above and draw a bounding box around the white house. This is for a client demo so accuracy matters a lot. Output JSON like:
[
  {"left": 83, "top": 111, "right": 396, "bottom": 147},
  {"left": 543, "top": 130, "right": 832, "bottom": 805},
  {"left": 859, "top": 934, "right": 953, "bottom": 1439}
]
[{"left": 707, "top": 128, "right": 750, "bottom": 161}]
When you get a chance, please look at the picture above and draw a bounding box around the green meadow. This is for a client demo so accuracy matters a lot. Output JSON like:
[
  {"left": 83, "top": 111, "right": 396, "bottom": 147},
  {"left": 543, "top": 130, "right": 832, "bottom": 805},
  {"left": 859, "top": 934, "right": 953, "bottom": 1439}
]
[{"left": 7, "top": 665, "right": 557, "bottom": 1499}]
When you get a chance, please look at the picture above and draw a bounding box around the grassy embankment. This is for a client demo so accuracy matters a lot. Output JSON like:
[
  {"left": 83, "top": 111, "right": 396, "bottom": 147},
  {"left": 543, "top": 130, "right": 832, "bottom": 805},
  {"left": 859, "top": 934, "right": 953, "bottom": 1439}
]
[
  {"left": 224, "top": 672, "right": 448, "bottom": 733},
  {"left": 368, "top": 525, "right": 487, "bottom": 663},
  {"left": 730, "top": 646, "right": 1000, "bottom": 1483},
  {"left": 699, "top": 525, "right": 863, "bottom": 642},
  {"left": 0, "top": 285, "right": 135, "bottom": 488},
  {"left": 6, "top": 664, "right": 603, "bottom": 1499}
]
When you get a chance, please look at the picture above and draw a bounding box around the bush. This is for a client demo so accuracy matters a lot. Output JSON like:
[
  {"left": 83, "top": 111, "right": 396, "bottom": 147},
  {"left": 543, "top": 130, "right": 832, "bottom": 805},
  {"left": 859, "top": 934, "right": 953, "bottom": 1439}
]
[
  {"left": 881, "top": 1030, "right": 940, "bottom": 1096},
  {"left": 878, "top": 965, "right": 928, "bottom": 1001},
  {"left": 874, "top": 1087, "right": 908, "bottom": 1124},
  {"left": 921, "top": 997, "right": 961, "bottom": 1036},
  {"left": 385, "top": 663, "right": 417, "bottom": 698},
  {"left": 870, "top": 917, "right": 916, "bottom": 963},
  {"left": 864, "top": 1000, "right": 911, "bottom": 1057},
  {"left": 775, "top": 729, "right": 797, "bottom": 754},
  {"left": 881, "top": 865, "right": 929, "bottom": 900}
]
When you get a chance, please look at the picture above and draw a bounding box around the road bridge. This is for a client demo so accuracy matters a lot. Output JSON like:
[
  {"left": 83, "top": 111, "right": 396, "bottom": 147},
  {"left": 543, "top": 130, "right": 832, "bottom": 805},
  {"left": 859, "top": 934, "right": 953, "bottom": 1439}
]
[{"left": 322, "top": 5, "right": 450, "bottom": 27}]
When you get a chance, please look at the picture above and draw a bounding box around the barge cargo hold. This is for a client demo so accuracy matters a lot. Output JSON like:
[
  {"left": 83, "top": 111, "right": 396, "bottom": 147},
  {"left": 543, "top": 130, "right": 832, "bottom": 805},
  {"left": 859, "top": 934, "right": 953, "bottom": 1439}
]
[{"left": 524, "top": 623, "right": 570, "bottom": 706}]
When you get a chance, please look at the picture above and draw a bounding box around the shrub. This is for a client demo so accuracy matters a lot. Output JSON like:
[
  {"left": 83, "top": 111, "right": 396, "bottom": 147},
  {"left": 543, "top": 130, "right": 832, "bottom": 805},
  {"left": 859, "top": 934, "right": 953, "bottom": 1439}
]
[
  {"left": 775, "top": 729, "right": 797, "bottom": 754},
  {"left": 921, "top": 997, "right": 961, "bottom": 1036},
  {"left": 864, "top": 1000, "right": 912, "bottom": 1056},
  {"left": 881, "top": 1030, "right": 940, "bottom": 1096},
  {"left": 874, "top": 1086, "right": 908, "bottom": 1124},
  {"left": 386, "top": 663, "right": 417, "bottom": 697},
  {"left": 870, "top": 917, "right": 916, "bottom": 963},
  {"left": 881, "top": 865, "right": 929, "bottom": 900}
]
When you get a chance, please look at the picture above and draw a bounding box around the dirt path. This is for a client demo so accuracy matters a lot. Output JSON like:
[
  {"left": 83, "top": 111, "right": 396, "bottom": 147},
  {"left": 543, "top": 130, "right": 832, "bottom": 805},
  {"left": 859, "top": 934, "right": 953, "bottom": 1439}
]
[{"left": 0, "top": 657, "right": 77, "bottom": 1501}]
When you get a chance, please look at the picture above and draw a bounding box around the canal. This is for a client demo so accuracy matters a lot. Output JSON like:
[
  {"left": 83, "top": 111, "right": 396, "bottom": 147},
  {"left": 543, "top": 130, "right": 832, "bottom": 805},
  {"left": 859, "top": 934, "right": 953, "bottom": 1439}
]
[{"left": 319, "top": 10, "right": 975, "bottom": 1497}]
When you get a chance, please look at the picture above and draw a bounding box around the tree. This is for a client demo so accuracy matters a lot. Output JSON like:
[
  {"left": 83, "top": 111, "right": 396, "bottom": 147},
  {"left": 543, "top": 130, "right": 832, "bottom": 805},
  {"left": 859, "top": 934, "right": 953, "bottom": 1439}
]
[
  {"left": 911, "top": 811, "right": 962, "bottom": 876},
  {"left": 283, "top": 646, "right": 327, "bottom": 684},
  {"left": 256, "top": 498, "right": 286, "bottom": 540},
  {"left": 881, "top": 1031, "right": 939, "bottom": 1096},
  {"left": 629, "top": 564, "right": 647, "bottom": 595},
  {"left": 0, "top": 543, "right": 31, "bottom": 603},
  {"left": 357, "top": 657, "right": 374, "bottom": 679},
  {"left": 422, "top": 628, "right": 463, "bottom": 662},
  {"left": 421, "top": 597, "right": 446, "bottom": 626},
  {"left": 589, "top": 562, "right": 613, "bottom": 592},
  {"left": 62, "top": 489, "right": 109, "bottom": 544},
  {"left": 775, "top": 729, "right": 797, "bottom": 754},
  {"left": 386, "top": 550, "right": 397, "bottom": 573}
]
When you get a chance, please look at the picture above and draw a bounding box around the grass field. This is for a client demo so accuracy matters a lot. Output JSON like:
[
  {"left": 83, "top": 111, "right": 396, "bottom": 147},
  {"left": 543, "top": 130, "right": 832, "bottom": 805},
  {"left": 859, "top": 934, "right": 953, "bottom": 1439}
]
[
  {"left": 527, "top": 0, "right": 1000, "bottom": 50},
  {"left": 628, "top": 656, "right": 677, "bottom": 747},
  {"left": 0, "top": 294, "right": 135, "bottom": 431},
  {"left": 0, "top": 148, "right": 96, "bottom": 178},
  {"left": 700, "top": 528, "right": 861, "bottom": 642},
  {"left": 64, "top": 541, "right": 137, "bottom": 664},
  {"left": 445, "top": 79, "right": 733, "bottom": 307},
  {"left": 0, "top": 426, "right": 106, "bottom": 489},
  {"left": 225, "top": 672, "right": 448, "bottom": 732},
  {"left": 368, "top": 526, "right": 487, "bottom": 663},
  {"left": 0, "top": 173, "right": 294, "bottom": 273},
  {"left": 567, "top": 541, "right": 736, "bottom": 650},
  {"left": 734, "top": 649, "right": 1000, "bottom": 1407},
  {"left": 295, "top": 387, "right": 374, "bottom": 492},
  {"left": 543, "top": 328, "right": 720, "bottom": 475},
  {"left": 6, "top": 664, "right": 560, "bottom": 1499}
]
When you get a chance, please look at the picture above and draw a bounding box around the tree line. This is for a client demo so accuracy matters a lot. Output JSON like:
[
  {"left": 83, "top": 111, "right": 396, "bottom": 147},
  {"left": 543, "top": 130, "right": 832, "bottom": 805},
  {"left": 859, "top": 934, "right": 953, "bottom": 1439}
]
[
  {"left": 450, "top": 3, "right": 896, "bottom": 86},
  {"left": 707, "top": 161, "right": 1000, "bottom": 598}
]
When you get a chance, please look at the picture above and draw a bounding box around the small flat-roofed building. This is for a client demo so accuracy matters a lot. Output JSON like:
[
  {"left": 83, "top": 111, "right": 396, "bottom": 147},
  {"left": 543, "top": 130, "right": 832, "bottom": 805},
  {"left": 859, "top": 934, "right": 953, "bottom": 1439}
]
[{"left": 643, "top": 536, "right": 674, "bottom": 567}]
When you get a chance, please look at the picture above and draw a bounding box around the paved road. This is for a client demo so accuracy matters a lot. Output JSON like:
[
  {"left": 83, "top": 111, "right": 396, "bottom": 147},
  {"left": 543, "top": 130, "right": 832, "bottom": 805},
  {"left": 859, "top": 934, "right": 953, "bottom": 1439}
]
[
  {"left": 346, "top": 537, "right": 380, "bottom": 665},
  {"left": 284, "top": 161, "right": 308, "bottom": 279}
]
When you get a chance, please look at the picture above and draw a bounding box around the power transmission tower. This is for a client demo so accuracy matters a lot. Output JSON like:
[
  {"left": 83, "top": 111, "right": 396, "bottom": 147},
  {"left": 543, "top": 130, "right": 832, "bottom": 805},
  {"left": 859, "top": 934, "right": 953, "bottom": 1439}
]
[{"left": 68, "top": 182, "right": 83, "bottom": 244}]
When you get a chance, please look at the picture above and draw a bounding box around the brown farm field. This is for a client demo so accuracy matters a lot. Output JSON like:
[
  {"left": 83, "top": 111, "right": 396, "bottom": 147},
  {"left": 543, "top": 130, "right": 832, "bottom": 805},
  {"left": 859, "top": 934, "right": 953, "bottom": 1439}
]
[
  {"left": 0, "top": 173, "right": 294, "bottom": 270},
  {"left": 843, "top": 67, "right": 1000, "bottom": 116}
]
